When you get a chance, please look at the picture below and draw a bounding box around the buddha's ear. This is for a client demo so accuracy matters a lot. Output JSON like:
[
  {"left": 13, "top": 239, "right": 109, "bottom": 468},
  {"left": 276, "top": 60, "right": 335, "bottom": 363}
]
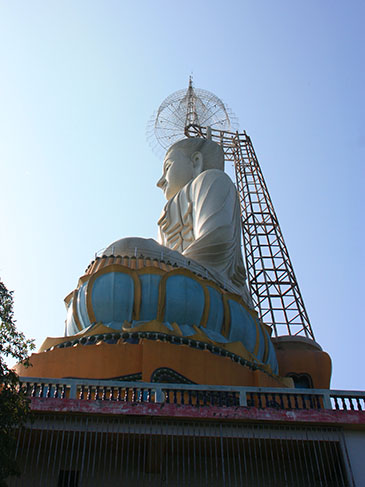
[{"left": 191, "top": 151, "right": 203, "bottom": 177}]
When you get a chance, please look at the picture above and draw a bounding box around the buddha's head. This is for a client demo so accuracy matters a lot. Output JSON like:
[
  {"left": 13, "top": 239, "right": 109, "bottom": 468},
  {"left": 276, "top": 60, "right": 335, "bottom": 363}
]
[{"left": 157, "top": 138, "right": 225, "bottom": 200}]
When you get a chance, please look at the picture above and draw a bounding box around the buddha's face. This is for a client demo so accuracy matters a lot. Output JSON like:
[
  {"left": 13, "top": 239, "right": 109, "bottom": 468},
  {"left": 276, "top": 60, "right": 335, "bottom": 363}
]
[{"left": 157, "top": 147, "right": 197, "bottom": 200}]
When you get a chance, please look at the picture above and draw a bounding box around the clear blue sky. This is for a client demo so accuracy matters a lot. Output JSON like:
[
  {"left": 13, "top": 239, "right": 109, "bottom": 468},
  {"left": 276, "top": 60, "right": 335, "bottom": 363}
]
[{"left": 0, "top": 1, "right": 364, "bottom": 390}]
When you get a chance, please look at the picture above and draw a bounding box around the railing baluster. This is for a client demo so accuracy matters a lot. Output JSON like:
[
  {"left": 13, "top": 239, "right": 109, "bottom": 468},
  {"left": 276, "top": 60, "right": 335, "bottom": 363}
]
[
  {"left": 356, "top": 397, "right": 362, "bottom": 410},
  {"left": 349, "top": 396, "right": 355, "bottom": 411},
  {"left": 307, "top": 394, "right": 313, "bottom": 408},
  {"left": 225, "top": 392, "right": 230, "bottom": 406},
  {"left": 95, "top": 386, "right": 100, "bottom": 400},
  {"left": 279, "top": 393, "right": 284, "bottom": 409},
  {"left": 248, "top": 392, "right": 254, "bottom": 407},
  {"left": 287, "top": 394, "right": 292, "bottom": 409},
  {"left": 257, "top": 393, "right": 262, "bottom": 409},
  {"left": 124, "top": 387, "right": 129, "bottom": 402},
  {"left": 293, "top": 394, "right": 299, "bottom": 409},
  {"left": 233, "top": 392, "right": 238, "bottom": 406},
  {"left": 101, "top": 387, "right": 107, "bottom": 401},
  {"left": 217, "top": 392, "right": 222, "bottom": 407},
  {"left": 79, "top": 385, "right": 84, "bottom": 400},
  {"left": 314, "top": 395, "right": 321, "bottom": 409},
  {"left": 117, "top": 387, "right": 122, "bottom": 402},
  {"left": 61, "top": 384, "right": 66, "bottom": 399}
]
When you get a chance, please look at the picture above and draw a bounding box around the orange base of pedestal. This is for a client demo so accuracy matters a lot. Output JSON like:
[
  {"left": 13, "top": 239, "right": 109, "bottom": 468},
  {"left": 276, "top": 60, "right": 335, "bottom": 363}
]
[
  {"left": 273, "top": 337, "right": 332, "bottom": 389},
  {"left": 16, "top": 340, "right": 289, "bottom": 388},
  {"left": 276, "top": 349, "right": 332, "bottom": 389}
]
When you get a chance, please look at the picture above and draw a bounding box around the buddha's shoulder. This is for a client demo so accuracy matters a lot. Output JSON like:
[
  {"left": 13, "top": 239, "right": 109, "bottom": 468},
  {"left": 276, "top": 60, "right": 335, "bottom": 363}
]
[{"left": 192, "top": 169, "right": 234, "bottom": 188}]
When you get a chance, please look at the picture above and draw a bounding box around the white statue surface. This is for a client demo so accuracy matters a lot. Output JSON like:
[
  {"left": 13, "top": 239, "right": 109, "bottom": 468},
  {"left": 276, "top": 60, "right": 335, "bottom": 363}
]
[
  {"left": 106, "top": 138, "right": 252, "bottom": 307},
  {"left": 157, "top": 138, "right": 252, "bottom": 306}
]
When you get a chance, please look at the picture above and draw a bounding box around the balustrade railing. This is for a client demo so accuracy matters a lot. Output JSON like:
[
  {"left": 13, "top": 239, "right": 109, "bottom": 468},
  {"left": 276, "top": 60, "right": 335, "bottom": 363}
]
[{"left": 18, "top": 377, "right": 365, "bottom": 412}]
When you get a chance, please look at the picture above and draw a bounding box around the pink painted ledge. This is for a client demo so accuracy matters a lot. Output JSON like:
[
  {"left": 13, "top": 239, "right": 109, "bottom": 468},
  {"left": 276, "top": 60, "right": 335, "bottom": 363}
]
[{"left": 30, "top": 397, "right": 365, "bottom": 427}]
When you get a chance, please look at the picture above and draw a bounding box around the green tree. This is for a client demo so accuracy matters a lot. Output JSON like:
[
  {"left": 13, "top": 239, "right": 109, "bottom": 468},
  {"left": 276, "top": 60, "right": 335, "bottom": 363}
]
[{"left": 0, "top": 280, "right": 34, "bottom": 486}]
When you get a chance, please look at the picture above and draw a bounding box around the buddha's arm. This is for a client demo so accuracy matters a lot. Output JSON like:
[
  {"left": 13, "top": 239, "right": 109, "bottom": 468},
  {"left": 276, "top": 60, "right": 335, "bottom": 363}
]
[{"left": 183, "top": 170, "right": 243, "bottom": 274}]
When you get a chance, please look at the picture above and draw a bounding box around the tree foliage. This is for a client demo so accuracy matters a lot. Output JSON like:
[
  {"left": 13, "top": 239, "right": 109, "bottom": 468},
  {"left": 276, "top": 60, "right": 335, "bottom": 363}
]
[{"left": 0, "top": 280, "right": 35, "bottom": 486}]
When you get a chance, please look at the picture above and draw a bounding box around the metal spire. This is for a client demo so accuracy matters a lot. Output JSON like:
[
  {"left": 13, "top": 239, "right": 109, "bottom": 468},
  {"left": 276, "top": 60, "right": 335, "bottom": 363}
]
[{"left": 184, "top": 76, "right": 200, "bottom": 128}]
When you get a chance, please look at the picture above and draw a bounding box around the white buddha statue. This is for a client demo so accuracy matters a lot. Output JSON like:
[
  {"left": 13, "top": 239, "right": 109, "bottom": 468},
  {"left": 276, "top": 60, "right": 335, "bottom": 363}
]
[
  {"left": 62, "top": 137, "right": 280, "bottom": 370},
  {"left": 156, "top": 138, "right": 252, "bottom": 307},
  {"left": 105, "top": 138, "right": 252, "bottom": 307}
]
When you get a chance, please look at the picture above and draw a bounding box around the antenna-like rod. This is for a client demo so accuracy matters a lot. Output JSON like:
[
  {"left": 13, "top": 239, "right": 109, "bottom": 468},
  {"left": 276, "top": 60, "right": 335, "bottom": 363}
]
[{"left": 185, "top": 76, "right": 200, "bottom": 128}]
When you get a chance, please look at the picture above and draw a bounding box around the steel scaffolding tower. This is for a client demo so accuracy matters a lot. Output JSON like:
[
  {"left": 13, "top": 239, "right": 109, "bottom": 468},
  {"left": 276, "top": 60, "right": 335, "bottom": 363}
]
[
  {"left": 186, "top": 124, "right": 314, "bottom": 340},
  {"left": 151, "top": 79, "right": 314, "bottom": 339}
]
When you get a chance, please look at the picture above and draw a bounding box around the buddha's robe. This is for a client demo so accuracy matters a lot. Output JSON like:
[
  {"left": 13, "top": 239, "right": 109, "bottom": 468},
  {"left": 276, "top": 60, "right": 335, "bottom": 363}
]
[{"left": 158, "top": 169, "right": 253, "bottom": 307}]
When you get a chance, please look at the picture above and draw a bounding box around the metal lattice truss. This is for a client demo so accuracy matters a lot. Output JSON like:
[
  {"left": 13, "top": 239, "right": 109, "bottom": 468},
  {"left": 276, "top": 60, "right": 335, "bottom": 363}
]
[{"left": 186, "top": 125, "right": 314, "bottom": 339}]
